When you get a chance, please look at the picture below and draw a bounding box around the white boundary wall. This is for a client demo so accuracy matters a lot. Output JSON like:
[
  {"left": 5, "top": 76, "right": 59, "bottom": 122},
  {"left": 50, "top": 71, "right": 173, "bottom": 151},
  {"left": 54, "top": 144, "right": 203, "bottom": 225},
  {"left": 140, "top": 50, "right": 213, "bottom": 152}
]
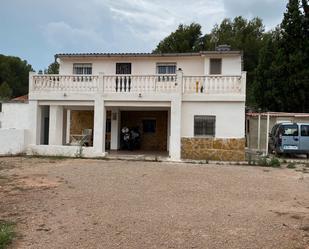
[
  {"left": 0, "top": 102, "right": 30, "bottom": 129},
  {"left": 26, "top": 145, "right": 106, "bottom": 158},
  {"left": 0, "top": 129, "right": 27, "bottom": 155}
]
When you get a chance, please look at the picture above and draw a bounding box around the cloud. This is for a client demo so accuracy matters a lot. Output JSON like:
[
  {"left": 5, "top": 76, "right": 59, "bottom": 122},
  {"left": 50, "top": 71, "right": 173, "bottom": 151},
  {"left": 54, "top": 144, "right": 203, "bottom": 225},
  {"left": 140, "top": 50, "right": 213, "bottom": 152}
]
[
  {"left": 103, "top": 0, "right": 225, "bottom": 42},
  {"left": 41, "top": 0, "right": 285, "bottom": 54},
  {"left": 0, "top": 0, "right": 287, "bottom": 70},
  {"left": 222, "top": 0, "right": 286, "bottom": 29},
  {"left": 43, "top": 21, "right": 109, "bottom": 52}
]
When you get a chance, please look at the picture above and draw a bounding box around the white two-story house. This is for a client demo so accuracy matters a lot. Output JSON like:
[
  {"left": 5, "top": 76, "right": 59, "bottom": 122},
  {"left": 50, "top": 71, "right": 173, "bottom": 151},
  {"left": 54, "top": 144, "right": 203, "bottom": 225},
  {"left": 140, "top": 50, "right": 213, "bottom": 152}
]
[{"left": 0, "top": 48, "right": 246, "bottom": 161}]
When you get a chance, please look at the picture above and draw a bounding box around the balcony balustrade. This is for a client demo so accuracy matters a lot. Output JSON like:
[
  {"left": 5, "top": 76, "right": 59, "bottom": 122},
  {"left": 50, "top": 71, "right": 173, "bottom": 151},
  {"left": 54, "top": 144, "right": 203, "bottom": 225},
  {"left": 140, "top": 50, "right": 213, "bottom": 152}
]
[{"left": 29, "top": 72, "right": 246, "bottom": 96}]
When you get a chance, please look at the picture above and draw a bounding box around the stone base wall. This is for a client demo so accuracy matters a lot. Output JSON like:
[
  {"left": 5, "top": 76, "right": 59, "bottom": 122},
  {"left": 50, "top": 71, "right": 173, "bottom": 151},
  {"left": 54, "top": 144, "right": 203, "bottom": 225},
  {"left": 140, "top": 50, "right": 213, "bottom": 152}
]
[{"left": 181, "top": 138, "right": 245, "bottom": 161}]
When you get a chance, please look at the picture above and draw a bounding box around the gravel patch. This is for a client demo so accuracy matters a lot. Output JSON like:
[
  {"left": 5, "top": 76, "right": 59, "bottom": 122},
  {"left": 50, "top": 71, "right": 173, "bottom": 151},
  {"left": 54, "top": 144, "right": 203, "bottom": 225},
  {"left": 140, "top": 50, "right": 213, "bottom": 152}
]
[{"left": 0, "top": 157, "right": 309, "bottom": 249}]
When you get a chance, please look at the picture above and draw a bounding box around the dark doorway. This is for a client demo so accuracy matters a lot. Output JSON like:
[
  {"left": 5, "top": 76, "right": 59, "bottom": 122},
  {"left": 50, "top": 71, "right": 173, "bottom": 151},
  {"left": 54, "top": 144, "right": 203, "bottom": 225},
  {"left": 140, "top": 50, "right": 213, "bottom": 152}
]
[
  {"left": 120, "top": 111, "right": 168, "bottom": 151},
  {"left": 43, "top": 117, "right": 49, "bottom": 145},
  {"left": 116, "top": 63, "right": 131, "bottom": 74},
  {"left": 115, "top": 63, "right": 132, "bottom": 92}
]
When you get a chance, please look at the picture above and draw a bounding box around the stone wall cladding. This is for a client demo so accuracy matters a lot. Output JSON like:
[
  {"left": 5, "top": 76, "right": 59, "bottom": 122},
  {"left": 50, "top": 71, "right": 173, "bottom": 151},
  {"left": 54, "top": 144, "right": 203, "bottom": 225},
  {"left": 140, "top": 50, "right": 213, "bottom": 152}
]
[{"left": 181, "top": 138, "right": 245, "bottom": 161}]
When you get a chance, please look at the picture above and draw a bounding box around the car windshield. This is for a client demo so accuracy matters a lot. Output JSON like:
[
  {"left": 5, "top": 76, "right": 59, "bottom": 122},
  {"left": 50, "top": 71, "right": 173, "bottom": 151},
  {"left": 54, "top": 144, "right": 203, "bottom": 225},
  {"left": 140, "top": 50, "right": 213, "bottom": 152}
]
[{"left": 281, "top": 125, "right": 298, "bottom": 136}]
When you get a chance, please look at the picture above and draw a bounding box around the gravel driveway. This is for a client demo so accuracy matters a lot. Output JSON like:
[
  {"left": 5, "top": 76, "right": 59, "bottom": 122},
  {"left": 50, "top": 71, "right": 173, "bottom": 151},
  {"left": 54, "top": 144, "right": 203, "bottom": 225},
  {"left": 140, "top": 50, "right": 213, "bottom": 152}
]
[{"left": 0, "top": 157, "right": 309, "bottom": 249}]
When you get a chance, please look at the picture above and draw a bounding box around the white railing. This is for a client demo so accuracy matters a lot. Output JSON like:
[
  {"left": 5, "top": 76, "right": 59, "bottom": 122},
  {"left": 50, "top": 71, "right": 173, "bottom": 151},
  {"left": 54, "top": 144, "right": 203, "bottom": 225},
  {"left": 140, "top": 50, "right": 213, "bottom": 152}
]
[
  {"left": 103, "top": 74, "right": 177, "bottom": 93},
  {"left": 29, "top": 72, "right": 246, "bottom": 96},
  {"left": 31, "top": 75, "right": 99, "bottom": 92},
  {"left": 183, "top": 75, "right": 243, "bottom": 94}
]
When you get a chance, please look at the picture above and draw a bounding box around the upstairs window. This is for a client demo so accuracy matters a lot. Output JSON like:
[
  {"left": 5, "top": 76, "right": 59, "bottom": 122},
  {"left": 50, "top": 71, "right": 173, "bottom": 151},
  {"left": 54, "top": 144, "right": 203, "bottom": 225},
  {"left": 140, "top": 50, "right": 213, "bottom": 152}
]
[
  {"left": 157, "top": 63, "right": 176, "bottom": 74},
  {"left": 194, "top": 115, "right": 216, "bottom": 136},
  {"left": 209, "top": 58, "right": 222, "bottom": 74},
  {"left": 73, "top": 63, "right": 92, "bottom": 74}
]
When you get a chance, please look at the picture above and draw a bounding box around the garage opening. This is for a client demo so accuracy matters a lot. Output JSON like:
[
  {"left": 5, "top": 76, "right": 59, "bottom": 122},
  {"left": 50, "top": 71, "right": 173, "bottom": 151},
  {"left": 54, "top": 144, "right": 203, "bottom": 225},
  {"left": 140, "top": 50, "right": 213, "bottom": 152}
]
[{"left": 120, "top": 110, "right": 168, "bottom": 152}]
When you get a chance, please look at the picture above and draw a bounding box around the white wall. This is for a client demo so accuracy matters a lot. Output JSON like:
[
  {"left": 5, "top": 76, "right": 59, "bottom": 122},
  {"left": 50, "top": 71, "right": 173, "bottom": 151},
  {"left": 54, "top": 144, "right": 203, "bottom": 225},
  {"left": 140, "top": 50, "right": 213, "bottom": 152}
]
[
  {"left": 59, "top": 55, "right": 242, "bottom": 76},
  {"left": 204, "top": 55, "right": 242, "bottom": 75},
  {"left": 181, "top": 102, "right": 245, "bottom": 138},
  {"left": 59, "top": 56, "right": 206, "bottom": 75},
  {"left": 0, "top": 103, "right": 30, "bottom": 129},
  {"left": 0, "top": 129, "right": 27, "bottom": 155}
]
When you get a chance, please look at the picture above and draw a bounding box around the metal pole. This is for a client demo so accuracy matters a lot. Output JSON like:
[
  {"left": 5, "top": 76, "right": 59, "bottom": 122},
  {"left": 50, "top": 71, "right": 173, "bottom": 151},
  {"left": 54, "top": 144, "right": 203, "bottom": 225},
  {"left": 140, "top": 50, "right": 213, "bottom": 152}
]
[
  {"left": 257, "top": 113, "right": 261, "bottom": 151},
  {"left": 265, "top": 112, "right": 270, "bottom": 155}
]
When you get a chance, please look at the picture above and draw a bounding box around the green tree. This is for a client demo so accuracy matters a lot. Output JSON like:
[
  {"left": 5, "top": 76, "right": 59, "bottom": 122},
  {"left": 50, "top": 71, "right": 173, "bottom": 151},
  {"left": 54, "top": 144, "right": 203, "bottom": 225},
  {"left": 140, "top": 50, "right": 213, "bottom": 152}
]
[
  {"left": 0, "top": 55, "right": 33, "bottom": 98},
  {"left": 0, "top": 82, "right": 13, "bottom": 100},
  {"left": 45, "top": 61, "right": 59, "bottom": 74},
  {"left": 153, "top": 23, "right": 203, "bottom": 53},
  {"left": 254, "top": 0, "right": 309, "bottom": 112}
]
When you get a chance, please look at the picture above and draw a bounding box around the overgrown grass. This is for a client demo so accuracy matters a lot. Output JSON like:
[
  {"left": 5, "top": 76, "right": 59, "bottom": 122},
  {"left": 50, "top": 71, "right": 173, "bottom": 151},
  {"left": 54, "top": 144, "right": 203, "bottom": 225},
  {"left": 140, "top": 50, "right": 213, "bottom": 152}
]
[
  {"left": 249, "top": 156, "right": 281, "bottom": 168},
  {"left": 287, "top": 162, "right": 296, "bottom": 169},
  {"left": 0, "top": 221, "right": 15, "bottom": 249}
]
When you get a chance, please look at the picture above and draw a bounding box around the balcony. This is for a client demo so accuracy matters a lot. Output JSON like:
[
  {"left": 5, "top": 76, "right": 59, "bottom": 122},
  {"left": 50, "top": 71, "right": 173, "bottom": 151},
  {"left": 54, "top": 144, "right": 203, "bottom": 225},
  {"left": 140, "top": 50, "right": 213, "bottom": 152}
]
[{"left": 29, "top": 72, "right": 246, "bottom": 101}]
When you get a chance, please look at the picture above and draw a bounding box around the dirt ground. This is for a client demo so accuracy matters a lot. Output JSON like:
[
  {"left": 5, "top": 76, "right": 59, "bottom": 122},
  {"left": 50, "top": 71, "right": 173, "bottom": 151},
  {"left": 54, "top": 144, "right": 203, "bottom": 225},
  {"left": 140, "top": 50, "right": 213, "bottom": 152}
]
[{"left": 0, "top": 157, "right": 309, "bottom": 249}]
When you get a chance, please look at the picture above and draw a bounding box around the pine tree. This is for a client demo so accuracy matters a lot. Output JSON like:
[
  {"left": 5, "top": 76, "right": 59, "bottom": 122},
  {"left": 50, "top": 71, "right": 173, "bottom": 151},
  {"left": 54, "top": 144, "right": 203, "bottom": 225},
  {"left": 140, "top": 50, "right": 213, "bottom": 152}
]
[
  {"left": 0, "top": 82, "right": 13, "bottom": 100},
  {"left": 254, "top": 0, "right": 309, "bottom": 112}
]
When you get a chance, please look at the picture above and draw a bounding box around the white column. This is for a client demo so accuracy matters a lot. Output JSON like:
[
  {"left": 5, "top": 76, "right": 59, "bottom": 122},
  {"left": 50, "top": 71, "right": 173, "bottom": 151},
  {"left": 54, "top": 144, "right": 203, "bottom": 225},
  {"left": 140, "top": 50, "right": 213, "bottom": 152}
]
[
  {"left": 167, "top": 109, "right": 170, "bottom": 151},
  {"left": 169, "top": 69, "right": 183, "bottom": 160},
  {"left": 111, "top": 109, "right": 120, "bottom": 150},
  {"left": 66, "top": 109, "right": 71, "bottom": 144},
  {"left": 49, "top": 105, "right": 64, "bottom": 145},
  {"left": 241, "top": 71, "right": 247, "bottom": 95},
  {"left": 169, "top": 98, "right": 182, "bottom": 160},
  {"left": 93, "top": 97, "right": 106, "bottom": 154},
  {"left": 265, "top": 112, "right": 270, "bottom": 155},
  {"left": 28, "top": 72, "right": 35, "bottom": 97},
  {"left": 257, "top": 113, "right": 261, "bottom": 151},
  {"left": 28, "top": 100, "right": 41, "bottom": 145}
]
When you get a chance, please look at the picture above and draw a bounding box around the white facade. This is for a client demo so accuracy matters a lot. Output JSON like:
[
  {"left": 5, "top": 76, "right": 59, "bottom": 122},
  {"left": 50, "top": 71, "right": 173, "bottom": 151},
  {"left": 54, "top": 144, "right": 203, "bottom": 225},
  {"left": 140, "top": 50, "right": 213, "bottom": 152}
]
[
  {"left": 181, "top": 102, "right": 245, "bottom": 138},
  {"left": 0, "top": 51, "right": 246, "bottom": 160}
]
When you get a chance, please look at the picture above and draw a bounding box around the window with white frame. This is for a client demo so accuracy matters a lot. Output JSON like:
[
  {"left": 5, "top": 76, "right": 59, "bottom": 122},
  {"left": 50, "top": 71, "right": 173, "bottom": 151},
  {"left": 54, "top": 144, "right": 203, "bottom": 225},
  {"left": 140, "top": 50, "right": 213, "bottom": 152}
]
[
  {"left": 73, "top": 63, "right": 92, "bottom": 74},
  {"left": 157, "top": 63, "right": 176, "bottom": 74},
  {"left": 194, "top": 115, "right": 216, "bottom": 136},
  {"left": 209, "top": 58, "right": 222, "bottom": 74}
]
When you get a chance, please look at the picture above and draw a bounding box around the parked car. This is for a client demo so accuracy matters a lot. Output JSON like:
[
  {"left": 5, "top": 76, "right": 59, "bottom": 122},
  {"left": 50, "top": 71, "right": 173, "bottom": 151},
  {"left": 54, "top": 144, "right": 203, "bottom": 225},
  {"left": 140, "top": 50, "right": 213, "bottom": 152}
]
[{"left": 268, "top": 122, "right": 309, "bottom": 157}]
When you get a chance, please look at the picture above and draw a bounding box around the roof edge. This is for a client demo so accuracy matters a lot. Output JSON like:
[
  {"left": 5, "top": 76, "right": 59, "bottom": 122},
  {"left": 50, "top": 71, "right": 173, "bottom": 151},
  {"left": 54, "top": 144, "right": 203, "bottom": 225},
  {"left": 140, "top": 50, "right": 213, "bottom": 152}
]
[{"left": 55, "top": 51, "right": 242, "bottom": 59}]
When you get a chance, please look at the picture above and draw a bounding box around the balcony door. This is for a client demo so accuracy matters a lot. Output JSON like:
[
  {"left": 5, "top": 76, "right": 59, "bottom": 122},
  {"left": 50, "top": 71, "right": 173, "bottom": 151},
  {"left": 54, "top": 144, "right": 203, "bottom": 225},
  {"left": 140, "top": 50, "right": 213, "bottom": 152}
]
[
  {"left": 115, "top": 63, "right": 131, "bottom": 92},
  {"left": 116, "top": 63, "right": 131, "bottom": 75}
]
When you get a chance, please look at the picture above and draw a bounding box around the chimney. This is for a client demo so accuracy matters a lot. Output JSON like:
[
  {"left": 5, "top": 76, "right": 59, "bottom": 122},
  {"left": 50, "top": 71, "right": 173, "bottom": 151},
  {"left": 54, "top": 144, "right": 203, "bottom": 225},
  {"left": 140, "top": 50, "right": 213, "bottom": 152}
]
[{"left": 215, "top": 44, "right": 231, "bottom": 51}]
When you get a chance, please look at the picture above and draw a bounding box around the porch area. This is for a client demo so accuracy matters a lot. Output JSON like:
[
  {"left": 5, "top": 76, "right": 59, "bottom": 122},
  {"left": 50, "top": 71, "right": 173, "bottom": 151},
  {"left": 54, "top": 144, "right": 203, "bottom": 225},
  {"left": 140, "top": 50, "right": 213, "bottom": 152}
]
[{"left": 27, "top": 100, "right": 181, "bottom": 160}]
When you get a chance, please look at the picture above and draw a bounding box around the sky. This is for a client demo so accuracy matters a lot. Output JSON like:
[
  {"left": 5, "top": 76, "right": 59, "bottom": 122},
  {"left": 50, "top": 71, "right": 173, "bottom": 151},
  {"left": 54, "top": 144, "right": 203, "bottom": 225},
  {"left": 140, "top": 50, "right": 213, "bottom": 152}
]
[{"left": 0, "top": 0, "right": 287, "bottom": 71}]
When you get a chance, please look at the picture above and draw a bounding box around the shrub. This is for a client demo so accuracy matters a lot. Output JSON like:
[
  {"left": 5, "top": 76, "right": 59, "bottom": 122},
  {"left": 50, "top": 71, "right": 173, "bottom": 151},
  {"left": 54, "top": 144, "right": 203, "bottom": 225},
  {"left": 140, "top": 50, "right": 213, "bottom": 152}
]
[
  {"left": 256, "top": 156, "right": 281, "bottom": 168},
  {"left": 287, "top": 162, "right": 296, "bottom": 169},
  {"left": 0, "top": 221, "right": 15, "bottom": 249},
  {"left": 269, "top": 157, "right": 281, "bottom": 167}
]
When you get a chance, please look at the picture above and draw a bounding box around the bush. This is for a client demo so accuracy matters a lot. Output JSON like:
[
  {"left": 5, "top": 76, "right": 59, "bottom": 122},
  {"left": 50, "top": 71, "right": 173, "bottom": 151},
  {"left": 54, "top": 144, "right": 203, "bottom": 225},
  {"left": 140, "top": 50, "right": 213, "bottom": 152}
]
[
  {"left": 0, "top": 221, "right": 15, "bottom": 249},
  {"left": 269, "top": 157, "right": 281, "bottom": 167},
  {"left": 256, "top": 156, "right": 281, "bottom": 168},
  {"left": 257, "top": 156, "right": 268, "bottom": 167},
  {"left": 287, "top": 162, "right": 296, "bottom": 169}
]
